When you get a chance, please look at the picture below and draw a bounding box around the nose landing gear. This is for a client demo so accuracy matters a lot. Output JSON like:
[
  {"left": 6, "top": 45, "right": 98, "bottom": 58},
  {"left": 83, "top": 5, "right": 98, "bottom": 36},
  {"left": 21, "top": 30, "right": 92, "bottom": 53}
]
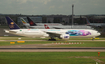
[{"left": 92, "top": 37, "right": 95, "bottom": 41}]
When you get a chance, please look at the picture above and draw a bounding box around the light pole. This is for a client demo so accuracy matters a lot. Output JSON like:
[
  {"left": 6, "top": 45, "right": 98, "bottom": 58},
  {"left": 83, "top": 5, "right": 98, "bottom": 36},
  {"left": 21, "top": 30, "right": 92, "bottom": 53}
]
[{"left": 72, "top": 4, "right": 74, "bottom": 28}]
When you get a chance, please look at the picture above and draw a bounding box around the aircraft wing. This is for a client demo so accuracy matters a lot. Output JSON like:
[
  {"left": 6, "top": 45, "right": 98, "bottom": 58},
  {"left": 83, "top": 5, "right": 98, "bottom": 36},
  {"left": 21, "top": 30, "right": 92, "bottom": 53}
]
[
  {"left": 43, "top": 31, "right": 61, "bottom": 37},
  {"left": 46, "top": 32, "right": 61, "bottom": 35},
  {"left": 43, "top": 31, "right": 70, "bottom": 39}
]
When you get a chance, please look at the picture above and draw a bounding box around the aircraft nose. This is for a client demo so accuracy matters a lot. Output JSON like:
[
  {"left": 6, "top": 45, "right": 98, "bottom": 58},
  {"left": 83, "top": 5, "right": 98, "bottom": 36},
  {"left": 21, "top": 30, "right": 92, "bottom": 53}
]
[
  {"left": 98, "top": 33, "right": 101, "bottom": 36},
  {"left": 97, "top": 32, "right": 101, "bottom": 36}
]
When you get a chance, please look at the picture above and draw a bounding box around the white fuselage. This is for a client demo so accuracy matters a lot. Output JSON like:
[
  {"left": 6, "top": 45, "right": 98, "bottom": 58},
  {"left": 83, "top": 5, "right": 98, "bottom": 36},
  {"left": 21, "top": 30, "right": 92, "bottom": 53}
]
[
  {"left": 88, "top": 23, "right": 105, "bottom": 27},
  {"left": 7, "top": 29, "right": 100, "bottom": 38}
]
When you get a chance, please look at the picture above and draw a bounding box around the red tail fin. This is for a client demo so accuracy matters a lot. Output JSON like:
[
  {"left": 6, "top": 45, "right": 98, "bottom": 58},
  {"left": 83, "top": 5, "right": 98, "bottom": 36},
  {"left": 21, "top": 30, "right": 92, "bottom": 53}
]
[{"left": 44, "top": 24, "right": 50, "bottom": 29}]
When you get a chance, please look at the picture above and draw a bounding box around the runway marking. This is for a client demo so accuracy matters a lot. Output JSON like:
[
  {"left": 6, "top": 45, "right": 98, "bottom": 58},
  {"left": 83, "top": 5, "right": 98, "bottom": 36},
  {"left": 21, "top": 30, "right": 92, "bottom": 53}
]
[
  {"left": 10, "top": 42, "right": 15, "bottom": 44},
  {"left": 52, "top": 42, "right": 84, "bottom": 44},
  {"left": 17, "top": 41, "right": 25, "bottom": 43}
]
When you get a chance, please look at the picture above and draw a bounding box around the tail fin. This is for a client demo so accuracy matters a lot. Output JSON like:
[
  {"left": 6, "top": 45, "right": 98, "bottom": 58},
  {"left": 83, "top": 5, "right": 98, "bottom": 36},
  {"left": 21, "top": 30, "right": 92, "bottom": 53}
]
[
  {"left": 44, "top": 24, "right": 50, "bottom": 29},
  {"left": 27, "top": 17, "right": 37, "bottom": 26},
  {"left": 5, "top": 16, "right": 20, "bottom": 30},
  {"left": 20, "top": 18, "right": 27, "bottom": 24},
  {"left": 86, "top": 18, "right": 90, "bottom": 25}
]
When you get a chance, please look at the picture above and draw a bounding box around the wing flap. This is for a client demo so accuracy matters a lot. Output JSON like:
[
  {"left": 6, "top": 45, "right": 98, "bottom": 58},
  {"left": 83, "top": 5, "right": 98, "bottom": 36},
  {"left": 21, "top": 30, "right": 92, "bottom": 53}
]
[{"left": 43, "top": 31, "right": 61, "bottom": 37}]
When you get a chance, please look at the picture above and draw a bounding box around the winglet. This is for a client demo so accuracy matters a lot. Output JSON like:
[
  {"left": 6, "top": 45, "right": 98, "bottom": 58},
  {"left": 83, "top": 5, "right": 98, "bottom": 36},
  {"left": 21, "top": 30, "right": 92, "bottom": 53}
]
[
  {"left": 5, "top": 16, "right": 20, "bottom": 30},
  {"left": 44, "top": 24, "right": 50, "bottom": 29},
  {"left": 27, "top": 17, "right": 37, "bottom": 26}
]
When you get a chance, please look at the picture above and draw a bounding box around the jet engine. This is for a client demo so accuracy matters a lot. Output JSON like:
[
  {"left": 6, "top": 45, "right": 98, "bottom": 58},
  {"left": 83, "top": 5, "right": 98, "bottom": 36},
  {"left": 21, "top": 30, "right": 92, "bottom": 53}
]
[{"left": 59, "top": 34, "right": 70, "bottom": 39}]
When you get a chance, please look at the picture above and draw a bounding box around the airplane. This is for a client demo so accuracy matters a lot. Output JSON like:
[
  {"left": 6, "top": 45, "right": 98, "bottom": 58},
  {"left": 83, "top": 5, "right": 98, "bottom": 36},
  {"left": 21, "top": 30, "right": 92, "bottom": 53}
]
[
  {"left": 21, "top": 17, "right": 93, "bottom": 29},
  {"left": 44, "top": 24, "right": 93, "bottom": 29},
  {"left": 20, "top": 18, "right": 48, "bottom": 29},
  {"left": 27, "top": 17, "right": 64, "bottom": 29},
  {"left": 86, "top": 18, "right": 105, "bottom": 28},
  {"left": 4, "top": 16, "right": 101, "bottom": 40},
  {"left": 20, "top": 17, "right": 63, "bottom": 26},
  {"left": 20, "top": 17, "right": 63, "bottom": 29}
]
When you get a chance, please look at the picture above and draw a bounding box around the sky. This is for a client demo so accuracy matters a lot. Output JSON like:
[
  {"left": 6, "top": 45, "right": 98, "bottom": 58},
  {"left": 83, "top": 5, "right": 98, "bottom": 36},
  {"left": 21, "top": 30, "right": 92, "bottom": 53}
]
[{"left": 0, "top": 0, "right": 105, "bottom": 15}]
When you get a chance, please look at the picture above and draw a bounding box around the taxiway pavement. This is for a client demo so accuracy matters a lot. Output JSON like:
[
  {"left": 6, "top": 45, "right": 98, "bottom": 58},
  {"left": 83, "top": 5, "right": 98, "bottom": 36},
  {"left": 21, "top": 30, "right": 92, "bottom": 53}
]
[
  {"left": 0, "top": 40, "right": 105, "bottom": 41},
  {"left": 0, "top": 44, "right": 105, "bottom": 52},
  {"left": 0, "top": 47, "right": 105, "bottom": 52}
]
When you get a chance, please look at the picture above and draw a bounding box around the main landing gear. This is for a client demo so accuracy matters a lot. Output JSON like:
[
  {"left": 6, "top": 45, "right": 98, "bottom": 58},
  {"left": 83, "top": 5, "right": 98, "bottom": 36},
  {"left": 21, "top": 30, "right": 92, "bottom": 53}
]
[{"left": 48, "top": 37, "right": 56, "bottom": 41}]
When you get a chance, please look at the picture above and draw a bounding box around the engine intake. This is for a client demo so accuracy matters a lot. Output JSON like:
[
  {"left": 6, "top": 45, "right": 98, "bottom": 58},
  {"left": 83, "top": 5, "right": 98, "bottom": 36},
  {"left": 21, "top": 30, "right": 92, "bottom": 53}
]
[{"left": 60, "top": 34, "right": 70, "bottom": 39}]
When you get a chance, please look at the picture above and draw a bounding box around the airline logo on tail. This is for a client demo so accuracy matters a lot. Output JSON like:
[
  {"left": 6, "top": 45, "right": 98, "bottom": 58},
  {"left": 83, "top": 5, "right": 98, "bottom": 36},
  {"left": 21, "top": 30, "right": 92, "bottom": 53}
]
[
  {"left": 9, "top": 22, "right": 14, "bottom": 28},
  {"left": 27, "top": 17, "right": 37, "bottom": 26},
  {"left": 20, "top": 18, "right": 27, "bottom": 24},
  {"left": 6, "top": 16, "right": 20, "bottom": 29},
  {"left": 44, "top": 24, "right": 50, "bottom": 29}
]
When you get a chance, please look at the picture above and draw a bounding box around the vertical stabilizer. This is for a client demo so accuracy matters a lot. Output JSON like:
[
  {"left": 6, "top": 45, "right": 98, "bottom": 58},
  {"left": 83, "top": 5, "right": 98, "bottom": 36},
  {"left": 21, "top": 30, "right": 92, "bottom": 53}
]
[
  {"left": 6, "top": 16, "right": 20, "bottom": 30},
  {"left": 44, "top": 24, "right": 50, "bottom": 29},
  {"left": 27, "top": 17, "right": 37, "bottom": 26},
  {"left": 86, "top": 18, "right": 90, "bottom": 25},
  {"left": 20, "top": 18, "right": 27, "bottom": 24}
]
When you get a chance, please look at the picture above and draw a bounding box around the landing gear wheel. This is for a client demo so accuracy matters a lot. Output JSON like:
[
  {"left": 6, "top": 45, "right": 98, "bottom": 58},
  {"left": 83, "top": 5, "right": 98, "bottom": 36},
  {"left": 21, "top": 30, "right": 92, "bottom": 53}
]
[{"left": 48, "top": 39, "right": 56, "bottom": 41}]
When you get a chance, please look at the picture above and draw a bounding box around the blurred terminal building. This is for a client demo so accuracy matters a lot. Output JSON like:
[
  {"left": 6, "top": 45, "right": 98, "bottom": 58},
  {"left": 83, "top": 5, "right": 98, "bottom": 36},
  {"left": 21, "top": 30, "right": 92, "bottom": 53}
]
[{"left": 0, "top": 14, "right": 105, "bottom": 26}]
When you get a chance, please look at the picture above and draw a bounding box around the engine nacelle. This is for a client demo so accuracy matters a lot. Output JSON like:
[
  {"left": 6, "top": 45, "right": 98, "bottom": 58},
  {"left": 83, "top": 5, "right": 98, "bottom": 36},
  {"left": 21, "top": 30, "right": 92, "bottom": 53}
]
[
  {"left": 4, "top": 29, "right": 9, "bottom": 33},
  {"left": 60, "top": 34, "right": 70, "bottom": 39}
]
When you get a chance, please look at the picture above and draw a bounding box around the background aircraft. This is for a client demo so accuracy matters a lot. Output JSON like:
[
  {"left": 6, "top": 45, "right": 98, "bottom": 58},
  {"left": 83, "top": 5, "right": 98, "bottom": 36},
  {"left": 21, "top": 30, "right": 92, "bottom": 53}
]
[
  {"left": 86, "top": 18, "right": 105, "bottom": 28},
  {"left": 20, "top": 18, "right": 48, "bottom": 29},
  {"left": 21, "top": 17, "right": 93, "bottom": 29}
]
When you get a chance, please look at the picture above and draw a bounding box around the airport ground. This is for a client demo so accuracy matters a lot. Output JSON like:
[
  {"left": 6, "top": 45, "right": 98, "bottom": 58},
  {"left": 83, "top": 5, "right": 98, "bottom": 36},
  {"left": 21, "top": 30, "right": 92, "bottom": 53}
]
[
  {"left": 0, "top": 37, "right": 105, "bottom": 64},
  {"left": 0, "top": 37, "right": 105, "bottom": 47},
  {"left": 0, "top": 52, "right": 105, "bottom": 64},
  {"left": 1, "top": 17, "right": 105, "bottom": 64}
]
